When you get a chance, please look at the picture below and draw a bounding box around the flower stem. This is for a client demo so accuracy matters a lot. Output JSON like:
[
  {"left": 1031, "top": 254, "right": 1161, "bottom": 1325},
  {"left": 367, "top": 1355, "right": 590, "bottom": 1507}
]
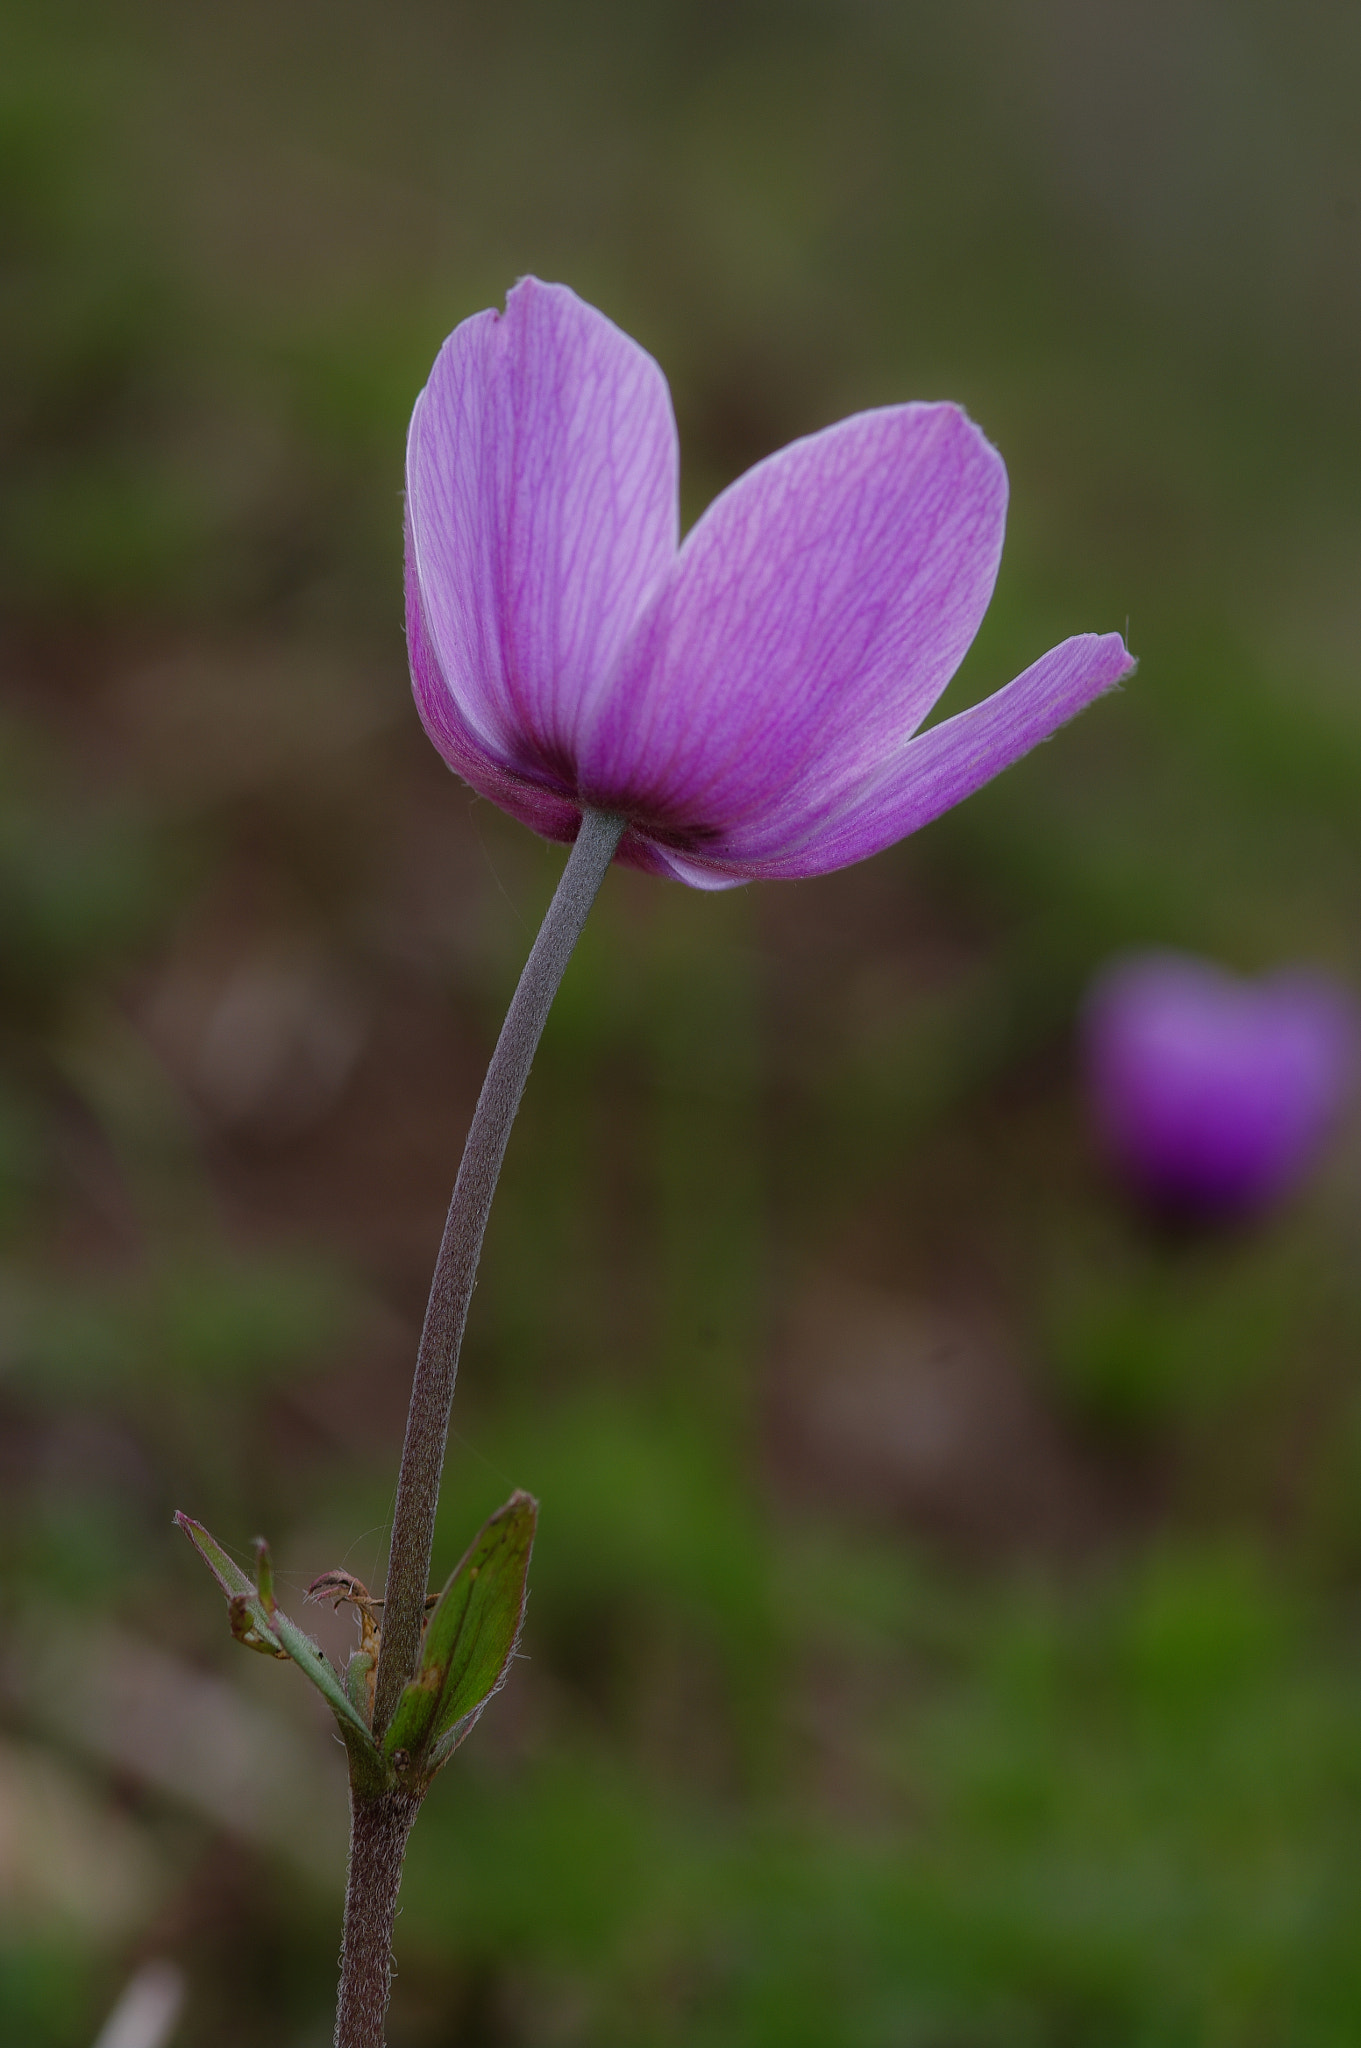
[
  {"left": 332, "top": 810, "right": 623, "bottom": 2042},
  {"left": 372, "top": 808, "right": 625, "bottom": 1738},
  {"left": 333, "top": 1787, "right": 422, "bottom": 2048}
]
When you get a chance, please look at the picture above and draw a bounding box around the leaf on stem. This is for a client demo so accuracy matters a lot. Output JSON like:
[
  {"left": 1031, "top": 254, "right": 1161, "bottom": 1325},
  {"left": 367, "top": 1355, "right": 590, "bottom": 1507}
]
[
  {"left": 382, "top": 1490, "right": 537, "bottom": 1773},
  {"left": 175, "top": 1511, "right": 383, "bottom": 1789}
]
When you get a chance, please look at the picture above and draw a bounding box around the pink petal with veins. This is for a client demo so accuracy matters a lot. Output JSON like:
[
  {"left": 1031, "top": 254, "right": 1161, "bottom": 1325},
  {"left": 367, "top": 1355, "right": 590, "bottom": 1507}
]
[
  {"left": 579, "top": 403, "right": 1007, "bottom": 857},
  {"left": 407, "top": 277, "right": 678, "bottom": 792},
  {"left": 736, "top": 630, "right": 1135, "bottom": 879}
]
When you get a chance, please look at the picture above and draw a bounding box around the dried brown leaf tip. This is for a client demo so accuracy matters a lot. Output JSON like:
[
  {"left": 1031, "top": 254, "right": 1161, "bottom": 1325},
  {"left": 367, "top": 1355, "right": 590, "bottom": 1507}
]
[{"left": 306, "top": 1569, "right": 382, "bottom": 1658}]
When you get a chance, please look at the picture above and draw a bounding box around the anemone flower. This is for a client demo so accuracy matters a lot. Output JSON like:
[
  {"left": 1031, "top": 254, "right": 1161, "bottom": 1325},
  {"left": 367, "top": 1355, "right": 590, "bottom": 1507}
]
[
  {"left": 405, "top": 278, "right": 1134, "bottom": 887},
  {"left": 1083, "top": 951, "right": 1357, "bottom": 1215}
]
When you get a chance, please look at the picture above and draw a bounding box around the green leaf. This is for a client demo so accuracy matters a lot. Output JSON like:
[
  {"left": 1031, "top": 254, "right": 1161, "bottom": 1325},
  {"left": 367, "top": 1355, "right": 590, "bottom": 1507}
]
[
  {"left": 175, "top": 1510, "right": 261, "bottom": 1606},
  {"left": 383, "top": 1490, "right": 537, "bottom": 1768},
  {"left": 176, "top": 1511, "right": 383, "bottom": 1786}
]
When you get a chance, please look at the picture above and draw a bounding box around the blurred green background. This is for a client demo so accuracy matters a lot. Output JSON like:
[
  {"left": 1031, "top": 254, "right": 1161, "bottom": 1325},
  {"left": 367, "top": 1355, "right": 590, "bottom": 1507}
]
[{"left": 2, "top": 2, "right": 1360, "bottom": 2042}]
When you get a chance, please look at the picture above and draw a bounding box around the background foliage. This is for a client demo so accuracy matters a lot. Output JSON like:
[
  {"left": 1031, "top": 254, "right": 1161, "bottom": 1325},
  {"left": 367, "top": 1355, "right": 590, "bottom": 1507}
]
[{"left": 1, "top": 2, "right": 1360, "bottom": 2042}]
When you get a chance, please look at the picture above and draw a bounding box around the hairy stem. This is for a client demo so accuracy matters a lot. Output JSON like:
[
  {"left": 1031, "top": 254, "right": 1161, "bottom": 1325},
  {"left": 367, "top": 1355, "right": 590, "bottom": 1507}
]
[
  {"left": 373, "top": 809, "right": 625, "bottom": 1737},
  {"left": 333, "top": 1789, "right": 422, "bottom": 2047}
]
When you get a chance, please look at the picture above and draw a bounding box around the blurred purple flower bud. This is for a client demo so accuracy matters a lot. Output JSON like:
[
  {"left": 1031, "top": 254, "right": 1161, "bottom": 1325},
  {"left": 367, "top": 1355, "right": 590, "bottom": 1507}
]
[
  {"left": 1083, "top": 951, "right": 1357, "bottom": 1215},
  {"left": 405, "top": 277, "right": 1135, "bottom": 888}
]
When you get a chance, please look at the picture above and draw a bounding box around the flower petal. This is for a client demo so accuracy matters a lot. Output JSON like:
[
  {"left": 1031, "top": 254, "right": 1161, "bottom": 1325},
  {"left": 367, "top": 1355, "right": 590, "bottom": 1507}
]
[
  {"left": 406, "top": 535, "right": 582, "bottom": 844},
  {"left": 407, "top": 277, "right": 679, "bottom": 791},
  {"left": 743, "top": 631, "right": 1136, "bottom": 878},
  {"left": 621, "top": 840, "right": 748, "bottom": 890},
  {"left": 576, "top": 402, "right": 1007, "bottom": 850}
]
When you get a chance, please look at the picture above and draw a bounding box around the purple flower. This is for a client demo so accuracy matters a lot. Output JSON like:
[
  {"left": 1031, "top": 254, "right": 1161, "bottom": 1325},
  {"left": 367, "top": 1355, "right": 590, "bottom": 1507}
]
[
  {"left": 1083, "top": 951, "right": 1357, "bottom": 1215},
  {"left": 405, "top": 278, "right": 1135, "bottom": 888}
]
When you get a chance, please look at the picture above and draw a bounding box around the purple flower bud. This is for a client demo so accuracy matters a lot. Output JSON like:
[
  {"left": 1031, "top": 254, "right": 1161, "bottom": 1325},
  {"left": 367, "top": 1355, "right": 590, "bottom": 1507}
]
[
  {"left": 1082, "top": 952, "right": 1357, "bottom": 1215},
  {"left": 405, "top": 277, "right": 1135, "bottom": 888}
]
